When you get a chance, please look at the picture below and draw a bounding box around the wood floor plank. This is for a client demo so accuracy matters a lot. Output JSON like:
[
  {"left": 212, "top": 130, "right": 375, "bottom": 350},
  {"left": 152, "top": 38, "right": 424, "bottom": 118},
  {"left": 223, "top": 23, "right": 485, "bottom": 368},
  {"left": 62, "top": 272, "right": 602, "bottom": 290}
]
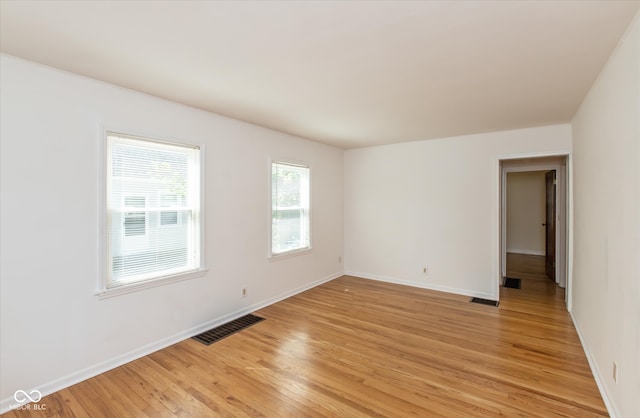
[{"left": 2, "top": 262, "right": 607, "bottom": 417}]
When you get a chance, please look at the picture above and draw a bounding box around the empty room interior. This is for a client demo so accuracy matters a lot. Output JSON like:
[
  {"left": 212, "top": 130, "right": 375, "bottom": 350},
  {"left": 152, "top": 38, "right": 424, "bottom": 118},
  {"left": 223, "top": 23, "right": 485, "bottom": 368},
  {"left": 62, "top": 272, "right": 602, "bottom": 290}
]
[{"left": 1, "top": 1, "right": 639, "bottom": 417}]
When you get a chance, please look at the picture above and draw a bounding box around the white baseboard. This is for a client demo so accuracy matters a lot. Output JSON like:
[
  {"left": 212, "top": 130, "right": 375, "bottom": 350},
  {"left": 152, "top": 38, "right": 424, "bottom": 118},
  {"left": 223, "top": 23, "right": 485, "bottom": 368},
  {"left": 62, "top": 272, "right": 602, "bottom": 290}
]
[
  {"left": 345, "top": 271, "right": 496, "bottom": 301},
  {"left": 570, "top": 312, "right": 618, "bottom": 418},
  {"left": 0, "top": 271, "right": 342, "bottom": 414},
  {"left": 507, "top": 249, "right": 545, "bottom": 256}
]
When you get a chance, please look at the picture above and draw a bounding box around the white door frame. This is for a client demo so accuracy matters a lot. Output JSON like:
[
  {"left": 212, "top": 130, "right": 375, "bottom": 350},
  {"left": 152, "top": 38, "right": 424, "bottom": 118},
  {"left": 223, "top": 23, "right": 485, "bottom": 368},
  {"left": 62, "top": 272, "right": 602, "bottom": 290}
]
[{"left": 497, "top": 152, "right": 572, "bottom": 310}]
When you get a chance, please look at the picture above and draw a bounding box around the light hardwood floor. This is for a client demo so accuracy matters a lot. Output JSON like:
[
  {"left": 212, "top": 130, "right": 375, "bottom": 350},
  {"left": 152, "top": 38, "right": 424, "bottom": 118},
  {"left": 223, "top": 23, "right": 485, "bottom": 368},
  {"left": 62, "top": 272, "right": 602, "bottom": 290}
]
[
  {"left": 506, "top": 252, "right": 548, "bottom": 279},
  {"left": 3, "top": 268, "right": 606, "bottom": 417}
]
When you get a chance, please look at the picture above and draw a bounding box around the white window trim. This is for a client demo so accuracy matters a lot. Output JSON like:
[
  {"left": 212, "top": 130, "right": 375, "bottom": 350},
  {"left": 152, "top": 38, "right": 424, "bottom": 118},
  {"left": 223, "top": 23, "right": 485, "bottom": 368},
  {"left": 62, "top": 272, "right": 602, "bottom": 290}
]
[
  {"left": 97, "top": 129, "right": 207, "bottom": 299},
  {"left": 268, "top": 247, "right": 313, "bottom": 262},
  {"left": 268, "top": 159, "right": 312, "bottom": 260}
]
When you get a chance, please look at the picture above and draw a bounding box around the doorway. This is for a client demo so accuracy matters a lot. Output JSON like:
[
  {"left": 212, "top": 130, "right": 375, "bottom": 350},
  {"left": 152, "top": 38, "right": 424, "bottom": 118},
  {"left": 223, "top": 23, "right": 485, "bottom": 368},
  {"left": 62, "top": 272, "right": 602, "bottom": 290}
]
[{"left": 499, "top": 155, "right": 569, "bottom": 306}]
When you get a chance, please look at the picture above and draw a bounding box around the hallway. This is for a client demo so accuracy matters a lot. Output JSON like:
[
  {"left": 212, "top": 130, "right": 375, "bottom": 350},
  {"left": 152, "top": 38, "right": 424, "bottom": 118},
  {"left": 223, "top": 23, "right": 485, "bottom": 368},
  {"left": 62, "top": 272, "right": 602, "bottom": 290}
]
[{"left": 502, "top": 252, "right": 569, "bottom": 323}]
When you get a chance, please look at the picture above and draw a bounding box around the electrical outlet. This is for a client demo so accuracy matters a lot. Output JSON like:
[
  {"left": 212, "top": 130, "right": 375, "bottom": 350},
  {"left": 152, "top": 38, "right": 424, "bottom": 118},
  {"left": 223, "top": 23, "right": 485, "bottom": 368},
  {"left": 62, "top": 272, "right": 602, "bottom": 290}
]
[
  {"left": 423, "top": 266, "right": 429, "bottom": 274},
  {"left": 613, "top": 362, "right": 618, "bottom": 383},
  {"left": 242, "top": 287, "right": 247, "bottom": 298},
  {"left": 338, "top": 256, "right": 342, "bottom": 263}
]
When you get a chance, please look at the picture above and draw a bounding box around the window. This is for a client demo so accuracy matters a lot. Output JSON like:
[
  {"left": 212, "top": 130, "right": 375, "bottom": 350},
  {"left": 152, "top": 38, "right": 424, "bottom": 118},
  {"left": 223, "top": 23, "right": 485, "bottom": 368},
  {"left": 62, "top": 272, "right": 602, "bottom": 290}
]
[
  {"left": 124, "top": 196, "right": 147, "bottom": 236},
  {"left": 271, "top": 161, "right": 310, "bottom": 256},
  {"left": 159, "top": 194, "right": 179, "bottom": 226},
  {"left": 103, "top": 132, "right": 203, "bottom": 293}
]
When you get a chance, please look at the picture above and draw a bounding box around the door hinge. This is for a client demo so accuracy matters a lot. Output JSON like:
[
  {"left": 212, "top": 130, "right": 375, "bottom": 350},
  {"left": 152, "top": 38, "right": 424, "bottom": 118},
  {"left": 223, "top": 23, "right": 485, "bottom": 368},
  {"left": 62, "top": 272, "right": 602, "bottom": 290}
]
[{"left": 553, "top": 179, "right": 557, "bottom": 185}]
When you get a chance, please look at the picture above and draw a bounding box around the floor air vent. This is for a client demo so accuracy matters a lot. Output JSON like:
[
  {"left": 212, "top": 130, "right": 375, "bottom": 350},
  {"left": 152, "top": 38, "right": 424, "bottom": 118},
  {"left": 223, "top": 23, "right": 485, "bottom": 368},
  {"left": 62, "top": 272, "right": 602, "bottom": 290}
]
[
  {"left": 470, "top": 297, "right": 499, "bottom": 307},
  {"left": 503, "top": 277, "right": 521, "bottom": 289},
  {"left": 192, "top": 314, "right": 264, "bottom": 346}
]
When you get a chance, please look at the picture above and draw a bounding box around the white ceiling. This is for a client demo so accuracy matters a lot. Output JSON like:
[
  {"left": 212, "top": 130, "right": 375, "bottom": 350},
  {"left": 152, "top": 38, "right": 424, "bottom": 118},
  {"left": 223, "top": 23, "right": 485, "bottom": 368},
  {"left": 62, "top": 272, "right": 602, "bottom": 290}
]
[{"left": 1, "top": 1, "right": 638, "bottom": 149}]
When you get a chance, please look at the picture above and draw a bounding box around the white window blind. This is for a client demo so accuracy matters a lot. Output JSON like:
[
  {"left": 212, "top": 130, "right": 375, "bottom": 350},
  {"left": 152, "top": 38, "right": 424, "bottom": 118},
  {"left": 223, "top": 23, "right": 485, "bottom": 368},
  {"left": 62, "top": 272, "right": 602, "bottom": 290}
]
[
  {"left": 106, "top": 132, "right": 201, "bottom": 288},
  {"left": 271, "top": 162, "right": 310, "bottom": 256}
]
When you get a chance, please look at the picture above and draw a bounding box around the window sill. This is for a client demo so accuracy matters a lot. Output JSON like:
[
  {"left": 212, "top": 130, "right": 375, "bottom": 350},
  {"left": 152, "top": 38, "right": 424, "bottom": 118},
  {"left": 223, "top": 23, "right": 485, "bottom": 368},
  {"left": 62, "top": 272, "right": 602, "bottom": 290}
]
[
  {"left": 268, "top": 248, "right": 312, "bottom": 261},
  {"left": 96, "top": 267, "right": 208, "bottom": 300}
]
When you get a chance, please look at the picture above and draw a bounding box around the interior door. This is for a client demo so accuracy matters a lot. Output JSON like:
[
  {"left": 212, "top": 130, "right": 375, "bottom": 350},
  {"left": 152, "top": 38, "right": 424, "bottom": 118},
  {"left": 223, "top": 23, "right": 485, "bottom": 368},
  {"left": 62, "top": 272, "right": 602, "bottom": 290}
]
[{"left": 545, "top": 170, "right": 556, "bottom": 280}]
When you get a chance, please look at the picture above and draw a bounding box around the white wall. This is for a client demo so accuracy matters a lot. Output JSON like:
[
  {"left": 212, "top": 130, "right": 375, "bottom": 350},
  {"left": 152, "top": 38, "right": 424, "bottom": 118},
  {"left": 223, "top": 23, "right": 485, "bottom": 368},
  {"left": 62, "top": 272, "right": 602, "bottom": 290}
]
[
  {"left": 0, "top": 54, "right": 344, "bottom": 411},
  {"left": 571, "top": 11, "right": 640, "bottom": 418},
  {"left": 506, "top": 171, "right": 546, "bottom": 255},
  {"left": 344, "top": 124, "right": 571, "bottom": 299}
]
